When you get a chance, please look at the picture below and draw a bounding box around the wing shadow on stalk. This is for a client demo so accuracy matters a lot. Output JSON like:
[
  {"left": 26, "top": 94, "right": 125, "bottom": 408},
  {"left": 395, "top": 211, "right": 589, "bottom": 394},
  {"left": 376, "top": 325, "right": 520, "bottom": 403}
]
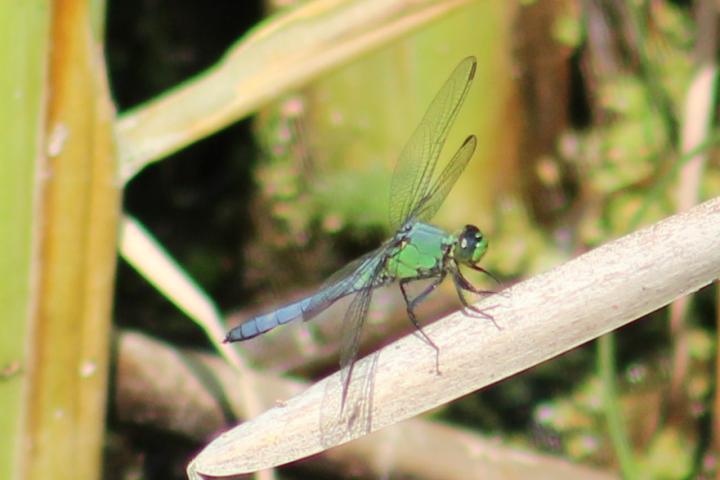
[{"left": 319, "top": 350, "right": 380, "bottom": 448}]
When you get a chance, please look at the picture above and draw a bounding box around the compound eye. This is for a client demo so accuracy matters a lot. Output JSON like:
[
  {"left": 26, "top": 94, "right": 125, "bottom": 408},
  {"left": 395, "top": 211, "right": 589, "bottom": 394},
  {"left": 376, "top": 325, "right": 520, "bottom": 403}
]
[
  {"left": 455, "top": 225, "right": 487, "bottom": 264},
  {"left": 462, "top": 225, "right": 481, "bottom": 244},
  {"left": 460, "top": 232, "right": 475, "bottom": 252}
]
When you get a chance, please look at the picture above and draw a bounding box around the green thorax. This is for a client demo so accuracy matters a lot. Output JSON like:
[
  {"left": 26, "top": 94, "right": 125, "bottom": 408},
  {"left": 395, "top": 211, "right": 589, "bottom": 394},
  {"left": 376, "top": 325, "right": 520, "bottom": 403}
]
[{"left": 385, "top": 222, "right": 453, "bottom": 279}]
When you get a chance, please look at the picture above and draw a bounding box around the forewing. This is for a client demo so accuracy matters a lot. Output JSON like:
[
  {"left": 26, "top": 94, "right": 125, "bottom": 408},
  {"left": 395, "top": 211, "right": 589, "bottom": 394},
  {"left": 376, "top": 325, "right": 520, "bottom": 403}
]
[
  {"left": 304, "top": 247, "right": 384, "bottom": 320},
  {"left": 388, "top": 57, "right": 477, "bottom": 229},
  {"left": 411, "top": 135, "right": 477, "bottom": 223}
]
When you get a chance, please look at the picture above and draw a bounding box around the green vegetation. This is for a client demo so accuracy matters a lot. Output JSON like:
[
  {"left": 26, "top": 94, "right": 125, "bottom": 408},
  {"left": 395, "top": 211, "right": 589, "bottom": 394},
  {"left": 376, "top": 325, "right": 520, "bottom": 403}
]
[{"left": 4, "top": 1, "right": 718, "bottom": 479}]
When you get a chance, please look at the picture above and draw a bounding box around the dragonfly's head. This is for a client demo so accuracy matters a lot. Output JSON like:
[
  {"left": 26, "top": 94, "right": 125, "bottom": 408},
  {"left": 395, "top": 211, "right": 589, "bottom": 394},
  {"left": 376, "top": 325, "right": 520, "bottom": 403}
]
[{"left": 453, "top": 225, "right": 488, "bottom": 265}]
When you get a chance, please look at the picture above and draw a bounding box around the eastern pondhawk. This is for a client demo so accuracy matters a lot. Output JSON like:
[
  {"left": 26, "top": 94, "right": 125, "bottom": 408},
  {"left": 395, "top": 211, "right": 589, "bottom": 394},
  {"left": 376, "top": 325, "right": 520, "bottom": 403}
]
[{"left": 225, "top": 56, "right": 495, "bottom": 399}]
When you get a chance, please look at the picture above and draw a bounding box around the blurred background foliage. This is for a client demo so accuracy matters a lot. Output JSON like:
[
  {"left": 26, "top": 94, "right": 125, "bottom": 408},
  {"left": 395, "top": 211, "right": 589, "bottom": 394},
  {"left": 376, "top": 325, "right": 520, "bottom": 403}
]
[{"left": 108, "top": 0, "right": 719, "bottom": 478}]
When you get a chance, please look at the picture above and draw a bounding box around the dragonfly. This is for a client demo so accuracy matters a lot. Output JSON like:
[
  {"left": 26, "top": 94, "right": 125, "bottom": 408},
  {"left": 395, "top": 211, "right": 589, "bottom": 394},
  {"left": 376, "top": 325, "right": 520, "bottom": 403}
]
[{"left": 225, "top": 56, "right": 495, "bottom": 400}]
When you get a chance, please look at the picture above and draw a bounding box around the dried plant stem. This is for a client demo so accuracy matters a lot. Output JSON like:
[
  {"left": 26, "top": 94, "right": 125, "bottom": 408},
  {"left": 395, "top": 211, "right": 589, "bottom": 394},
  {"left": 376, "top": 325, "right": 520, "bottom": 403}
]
[{"left": 191, "top": 198, "right": 720, "bottom": 476}]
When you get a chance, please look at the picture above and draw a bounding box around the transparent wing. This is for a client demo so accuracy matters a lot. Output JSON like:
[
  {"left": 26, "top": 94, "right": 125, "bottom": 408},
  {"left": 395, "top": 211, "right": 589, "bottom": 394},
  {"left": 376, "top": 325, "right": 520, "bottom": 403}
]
[
  {"left": 338, "top": 278, "right": 376, "bottom": 406},
  {"left": 304, "top": 246, "right": 385, "bottom": 320},
  {"left": 388, "top": 56, "right": 477, "bottom": 229},
  {"left": 411, "top": 135, "right": 477, "bottom": 223},
  {"left": 319, "top": 349, "right": 379, "bottom": 448}
]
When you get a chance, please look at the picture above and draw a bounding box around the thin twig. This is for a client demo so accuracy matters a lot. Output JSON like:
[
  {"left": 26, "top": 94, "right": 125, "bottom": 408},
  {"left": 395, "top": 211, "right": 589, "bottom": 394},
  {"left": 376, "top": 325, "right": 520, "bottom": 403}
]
[
  {"left": 598, "top": 335, "right": 638, "bottom": 477},
  {"left": 669, "top": 0, "right": 718, "bottom": 407}
]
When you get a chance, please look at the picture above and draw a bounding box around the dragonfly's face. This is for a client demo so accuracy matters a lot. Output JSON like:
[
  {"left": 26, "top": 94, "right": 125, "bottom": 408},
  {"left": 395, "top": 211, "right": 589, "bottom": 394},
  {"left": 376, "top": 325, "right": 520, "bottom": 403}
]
[{"left": 453, "top": 225, "right": 488, "bottom": 265}]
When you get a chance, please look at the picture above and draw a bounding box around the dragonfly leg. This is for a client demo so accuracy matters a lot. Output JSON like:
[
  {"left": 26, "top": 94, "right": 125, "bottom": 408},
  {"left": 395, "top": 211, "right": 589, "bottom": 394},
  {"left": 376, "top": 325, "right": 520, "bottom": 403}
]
[
  {"left": 454, "top": 266, "right": 497, "bottom": 296},
  {"left": 466, "top": 263, "right": 503, "bottom": 287},
  {"left": 399, "top": 276, "right": 443, "bottom": 362},
  {"left": 452, "top": 269, "right": 500, "bottom": 329}
]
